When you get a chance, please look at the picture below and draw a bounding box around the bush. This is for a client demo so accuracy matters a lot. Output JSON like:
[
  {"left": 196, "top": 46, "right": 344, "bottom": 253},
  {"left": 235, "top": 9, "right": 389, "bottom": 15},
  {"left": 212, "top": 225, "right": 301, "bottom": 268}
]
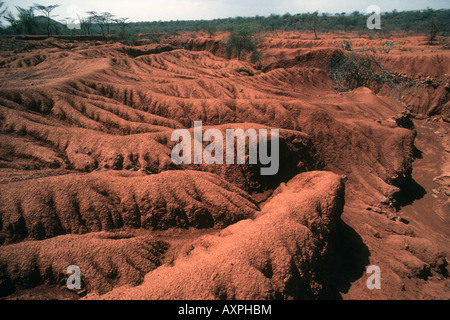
[
  {"left": 251, "top": 50, "right": 263, "bottom": 64},
  {"left": 428, "top": 21, "right": 439, "bottom": 44},
  {"left": 124, "top": 32, "right": 138, "bottom": 46},
  {"left": 205, "top": 23, "right": 217, "bottom": 38},
  {"left": 225, "top": 25, "right": 260, "bottom": 60},
  {"left": 342, "top": 40, "right": 352, "bottom": 51},
  {"left": 329, "top": 52, "right": 398, "bottom": 94},
  {"left": 380, "top": 41, "right": 396, "bottom": 53}
]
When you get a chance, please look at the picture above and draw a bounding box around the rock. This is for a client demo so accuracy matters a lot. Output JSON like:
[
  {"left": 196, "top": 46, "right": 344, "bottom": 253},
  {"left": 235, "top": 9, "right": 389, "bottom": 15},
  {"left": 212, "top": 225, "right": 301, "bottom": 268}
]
[
  {"left": 367, "top": 206, "right": 383, "bottom": 214},
  {"left": 380, "top": 196, "right": 390, "bottom": 205},
  {"left": 389, "top": 212, "right": 398, "bottom": 221},
  {"left": 431, "top": 189, "right": 440, "bottom": 194}
]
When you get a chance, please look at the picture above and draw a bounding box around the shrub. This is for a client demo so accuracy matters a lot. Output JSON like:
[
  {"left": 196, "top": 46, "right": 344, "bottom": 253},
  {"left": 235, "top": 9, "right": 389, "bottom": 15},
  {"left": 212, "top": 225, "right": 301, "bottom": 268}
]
[
  {"left": 33, "top": 4, "right": 60, "bottom": 37},
  {"left": 329, "top": 51, "right": 399, "bottom": 95},
  {"left": 225, "top": 25, "right": 260, "bottom": 60},
  {"left": 342, "top": 39, "right": 352, "bottom": 51},
  {"left": 427, "top": 21, "right": 439, "bottom": 44},
  {"left": 380, "top": 40, "right": 396, "bottom": 53},
  {"left": 205, "top": 23, "right": 217, "bottom": 38}
]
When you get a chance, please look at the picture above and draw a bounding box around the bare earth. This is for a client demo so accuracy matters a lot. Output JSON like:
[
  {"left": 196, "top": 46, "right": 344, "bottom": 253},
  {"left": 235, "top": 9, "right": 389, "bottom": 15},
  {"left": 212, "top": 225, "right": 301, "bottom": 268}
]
[{"left": 0, "top": 31, "right": 449, "bottom": 300}]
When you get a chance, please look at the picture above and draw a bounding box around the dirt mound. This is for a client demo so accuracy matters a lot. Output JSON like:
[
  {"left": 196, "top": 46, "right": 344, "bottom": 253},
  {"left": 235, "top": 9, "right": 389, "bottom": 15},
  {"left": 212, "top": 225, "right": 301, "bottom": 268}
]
[
  {"left": 86, "top": 171, "right": 344, "bottom": 300},
  {"left": 0, "top": 231, "right": 169, "bottom": 296},
  {"left": 0, "top": 170, "right": 258, "bottom": 244}
]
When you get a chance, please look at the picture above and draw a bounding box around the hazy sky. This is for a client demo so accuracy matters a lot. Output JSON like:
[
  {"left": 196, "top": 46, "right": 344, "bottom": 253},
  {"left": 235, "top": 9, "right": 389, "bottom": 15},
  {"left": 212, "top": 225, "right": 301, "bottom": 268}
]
[{"left": 3, "top": 0, "right": 450, "bottom": 22}]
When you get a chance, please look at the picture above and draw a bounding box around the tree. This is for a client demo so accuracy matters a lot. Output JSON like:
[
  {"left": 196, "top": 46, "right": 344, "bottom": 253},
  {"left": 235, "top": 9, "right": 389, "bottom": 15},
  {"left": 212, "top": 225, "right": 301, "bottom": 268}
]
[
  {"left": 4, "top": 11, "right": 19, "bottom": 34},
  {"left": 16, "top": 6, "right": 37, "bottom": 34},
  {"left": 102, "top": 12, "right": 114, "bottom": 34},
  {"left": 225, "top": 25, "right": 260, "bottom": 60},
  {"left": 267, "top": 13, "right": 280, "bottom": 31},
  {"left": 114, "top": 17, "right": 129, "bottom": 39},
  {"left": 33, "top": 4, "right": 60, "bottom": 37},
  {"left": 78, "top": 14, "right": 93, "bottom": 35},
  {"left": 427, "top": 21, "right": 439, "bottom": 44},
  {"left": 205, "top": 23, "right": 217, "bottom": 38},
  {"left": 88, "top": 11, "right": 115, "bottom": 40},
  {"left": 87, "top": 11, "right": 104, "bottom": 37},
  {"left": 309, "top": 11, "right": 320, "bottom": 40},
  {"left": 0, "top": 1, "right": 7, "bottom": 27}
]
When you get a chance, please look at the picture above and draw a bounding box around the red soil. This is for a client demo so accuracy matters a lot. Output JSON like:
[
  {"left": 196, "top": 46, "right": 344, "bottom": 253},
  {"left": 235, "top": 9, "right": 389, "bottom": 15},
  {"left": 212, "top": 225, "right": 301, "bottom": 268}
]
[{"left": 0, "top": 31, "right": 448, "bottom": 300}]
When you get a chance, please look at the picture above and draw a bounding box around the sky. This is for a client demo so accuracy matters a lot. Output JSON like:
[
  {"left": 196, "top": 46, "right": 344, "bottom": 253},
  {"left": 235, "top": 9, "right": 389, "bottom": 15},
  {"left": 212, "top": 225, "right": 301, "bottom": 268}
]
[{"left": 3, "top": 0, "right": 450, "bottom": 22}]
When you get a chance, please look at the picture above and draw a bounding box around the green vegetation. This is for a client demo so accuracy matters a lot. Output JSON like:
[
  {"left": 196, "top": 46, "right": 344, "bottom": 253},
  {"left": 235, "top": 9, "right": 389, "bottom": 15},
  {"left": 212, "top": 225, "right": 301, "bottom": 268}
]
[
  {"left": 329, "top": 52, "right": 398, "bottom": 94},
  {"left": 308, "top": 11, "right": 322, "bottom": 40},
  {"left": 342, "top": 39, "right": 352, "bottom": 51},
  {"left": 33, "top": 4, "right": 60, "bottom": 37},
  {"left": 380, "top": 40, "right": 396, "bottom": 53},
  {"left": 428, "top": 21, "right": 439, "bottom": 44},
  {"left": 205, "top": 23, "right": 217, "bottom": 38},
  {"left": 16, "top": 6, "right": 38, "bottom": 35},
  {"left": 0, "top": 1, "right": 6, "bottom": 27},
  {"left": 0, "top": 4, "right": 448, "bottom": 43},
  {"left": 225, "top": 25, "right": 260, "bottom": 60}
]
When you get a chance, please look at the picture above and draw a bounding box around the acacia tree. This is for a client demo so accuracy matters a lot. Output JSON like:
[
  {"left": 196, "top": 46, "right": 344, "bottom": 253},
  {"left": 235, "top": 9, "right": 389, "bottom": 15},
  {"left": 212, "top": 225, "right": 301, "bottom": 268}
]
[
  {"left": 205, "top": 23, "right": 217, "bottom": 38},
  {"left": 309, "top": 11, "right": 321, "bottom": 40},
  {"left": 88, "top": 11, "right": 115, "bottom": 40},
  {"left": 87, "top": 11, "right": 106, "bottom": 38},
  {"left": 16, "top": 6, "right": 37, "bottom": 34},
  {"left": 0, "top": 1, "right": 7, "bottom": 27},
  {"left": 78, "top": 14, "right": 93, "bottom": 35},
  {"left": 33, "top": 4, "right": 60, "bottom": 37},
  {"left": 102, "top": 12, "right": 114, "bottom": 34},
  {"left": 225, "top": 25, "right": 260, "bottom": 60},
  {"left": 428, "top": 21, "right": 439, "bottom": 44},
  {"left": 4, "top": 11, "right": 19, "bottom": 33},
  {"left": 114, "top": 17, "right": 129, "bottom": 38}
]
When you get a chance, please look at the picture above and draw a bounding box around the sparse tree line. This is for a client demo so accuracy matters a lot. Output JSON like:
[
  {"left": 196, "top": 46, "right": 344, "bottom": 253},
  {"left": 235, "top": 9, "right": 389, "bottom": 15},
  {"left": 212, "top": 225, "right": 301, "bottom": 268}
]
[
  {"left": 0, "top": 2, "right": 63, "bottom": 36},
  {"left": 0, "top": 1, "right": 448, "bottom": 55},
  {"left": 0, "top": 2, "right": 131, "bottom": 42},
  {"left": 0, "top": 2, "right": 448, "bottom": 38},
  {"left": 126, "top": 9, "right": 449, "bottom": 38}
]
